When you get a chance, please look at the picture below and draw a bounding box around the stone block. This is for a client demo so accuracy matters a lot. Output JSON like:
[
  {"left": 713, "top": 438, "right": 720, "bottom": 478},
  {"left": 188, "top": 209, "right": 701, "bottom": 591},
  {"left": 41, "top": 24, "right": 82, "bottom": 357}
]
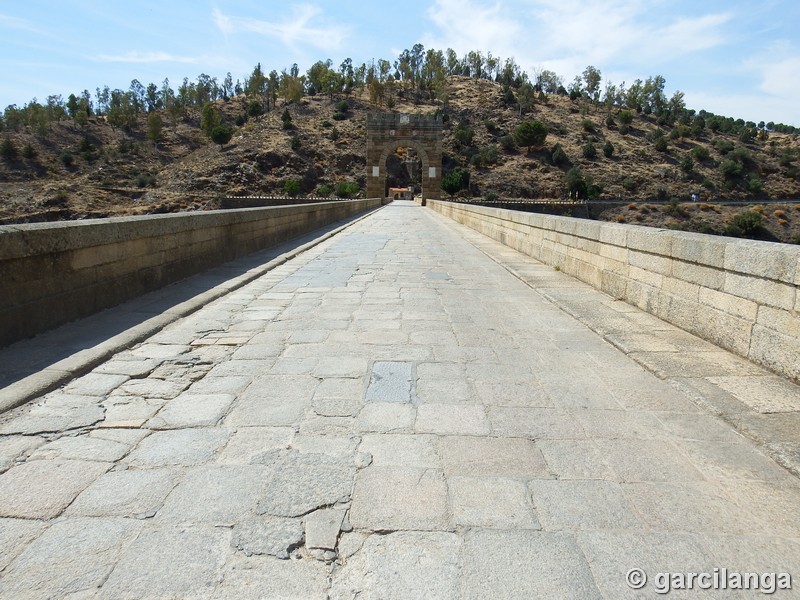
[
  {"left": 0, "top": 460, "right": 109, "bottom": 519},
  {"left": 358, "top": 433, "right": 439, "bottom": 469},
  {"left": 28, "top": 434, "right": 130, "bottom": 463},
  {"left": 67, "top": 467, "right": 180, "bottom": 517},
  {"left": 724, "top": 272, "right": 796, "bottom": 310},
  {"left": 231, "top": 517, "right": 304, "bottom": 559},
  {"left": 438, "top": 435, "right": 549, "bottom": 477},
  {"left": 149, "top": 393, "right": 236, "bottom": 429},
  {"left": 698, "top": 286, "right": 758, "bottom": 320},
  {"left": 0, "top": 517, "right": 48, "bottom": 572},
  {"left": 214, "top": 555, "right": 330, "bottom": 599},
  {"left": 329, "top": 532, "right": 461, "bottom": 600},
  {"left": 305, "top": 507, "right": 346, "bottom": 550},
  {"left": 0, "top": 517, "right": 142, "bottom": 599},
  {"left": 156, "top": 465, "right": 271, "bottom": 525},
  {"left": 349, "top": 466, "right": 449, "bottom": 531},
  {"left": 458, "top": 529, "right": 600, "bottom": 599},
  {"left": 724, "top": 238, "right": 799, "bottom": 282},
  {"left": 99, "top": 525, "right": 229, "bottom": 599},
  {"left": 355, "top": 402, "right": 416, "bottom": 433},
  {"left": 530, "top": 479, "right": 640, "bottom": 529},
  {"left": 629, "top": 249, "right": 672, "bottom": 276},
  {"left": 415, "top": 403, "right": 490, "bottom": 435},
  {"left": 126, "top": 428, "right": 230, "bottom": 467},
  {"left": 670, "top": 231, "right": 728, "bottom": 267},
  {"left": 449, "top": 476, "right": 540, "bottom": 529},
  {"left": 748, "top": 324, "right": 800, "bottom": 382},
  {"left": 488, "top": 406, "right": 585, "bottom": 439},
  {"left": 671, "top": 259, "right": 725, "bottom": 290}
]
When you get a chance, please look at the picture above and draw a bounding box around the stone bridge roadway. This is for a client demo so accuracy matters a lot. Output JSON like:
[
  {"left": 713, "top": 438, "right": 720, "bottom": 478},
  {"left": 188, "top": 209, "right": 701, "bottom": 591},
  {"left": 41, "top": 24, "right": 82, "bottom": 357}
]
[{"left": 1, "top": 200, "right": 799, "bottom": 599}]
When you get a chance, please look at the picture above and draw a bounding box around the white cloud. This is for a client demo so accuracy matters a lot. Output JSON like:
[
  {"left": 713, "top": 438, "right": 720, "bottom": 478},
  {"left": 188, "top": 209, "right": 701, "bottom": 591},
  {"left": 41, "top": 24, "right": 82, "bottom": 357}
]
[
  {"left": 422, "top": 0, "right": 523, "bottom": 59},
  {"left": 212, "top": 5, "right": 350, "bottom": 52},
  {"left": 95, "top": 51, "right": 200, "bottom": 64}
]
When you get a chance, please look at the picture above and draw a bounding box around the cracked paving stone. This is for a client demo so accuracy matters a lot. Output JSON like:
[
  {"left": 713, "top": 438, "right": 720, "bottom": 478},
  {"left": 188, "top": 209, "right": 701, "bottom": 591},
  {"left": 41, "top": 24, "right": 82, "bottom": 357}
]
[
  {"left": 28, "top": 434, "right": 131, "bottom": 463},
  {"left": 212, "top": 555, "right": 331, "bottom": 600},
  {"left": 329, "top": 531, "right": 461, "bottom": 600},
  {"left": 232, "top": 517, "right": 304, "bottom": 559},
  {"left": 99, "top": 525, "right": 228, "bottom": 599},
  {"left": 0, "top": 517, "right": 142, "bottom": 600},
  {"left": 0, "top": 518, "right": 49, "bottom": 572},
  {"left": 253, "top": 449, "right": 355, "bottom": 518},
  {"left": 305, "top": 507, "right": 346, "bottom": 551},
  {"left": 0, "top": 403, "right": 105, "bottom": 435},
  {"left": 126, "top": 428, "right": 230, "bottom": 467},
  {"left": 66, "top": 468, "right": 181, "bottom": 517},
  {"left": 0, "top": 460, "right": 110, "bottom": 519},
  {"left": 147, "top": 393, "right": 236, "bottom": 429},
  {"left": 63, "top": 373, "right": 129, "bottom": 396}
]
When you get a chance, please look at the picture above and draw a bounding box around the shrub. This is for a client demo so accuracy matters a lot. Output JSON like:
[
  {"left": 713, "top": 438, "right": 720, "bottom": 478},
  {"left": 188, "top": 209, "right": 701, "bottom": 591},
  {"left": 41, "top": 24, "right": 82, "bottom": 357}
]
[
  {"left": 329, "top": 127, "right": 340, "bottom": 141},
  {"left": 619, "top": 123, "right": 631, "bottom": 135},
  {"left": 246, "top": 101, "right": 263, "bottom": 118},
  {"left": 470, "top": 145, "right": 499, "bottom": 167},
  {"left": 499, "top": 135, "right": 516, "bottom": 152},
  {"left": 551, "top": 143, "right": 567, "bottom": 165},
  {"left": 720, "top": 159, "right": 742, "bottom": 179},
  {"left": 565, "top": 167, "right": 588, "bottom": 198},
  {"left": 618, "top": 110, "right": 633, "bottom": 126},
  {"left": 290, "top": 135, "right": 301, "bottom": 151},
  {"left": 210, "top": 125, "right": 233, "bottom": 148},
  {"left": 335, "top": 181, "right": 360, "bottom": 198},
  {"left": 441, "top": 167, "right": 470, "bottom": 195},
  {"left": 454, "top": 124, "right": 475, "bottom": 147},
  {"left": 605, "top": 114, "right": 616, "bottom": 129},
  {"left": 654, "top": 137, "right": 668, "bottom": 152},
  {"left": 485, "top": 191, "right": 499, "bottom": 202},
  {"left": 335, "top": 100, "right": 349, "bottom": 114},
  {"left": 582, "top": 141, "right": 597, "bottom": 159},
  {"left": 332, "top": 111, "right": 347, "bottom": 121},
  {"left": 59, "top": 150, "right": 74, "bottom": 167},
  {"left": 691, "top": 146, "right": 710, "bottom": 162},
  {"left": 235, "top": 114, "right": 246, "bottom": 127},
  {"left": 724, "top": 210, "right": 764, "bottom": 238},
  {"left": 22, "top": 143, "right": 37, "bottom": 159},
  {"left": 281, "top": 109, "right": 293, "bottom": 130},
  {"left": 622, "top": 177, "right": 637, "bottom": 191},
  {"left": 0, "top": 137, "right": 18, "bottom": 160},
  {"left": 748, "top": 176, "right": 763, "bottom": 194},
  {"left": 513, "top": 120, "right": 548, "bottom": 151},
  {"left": 680, "top": 153, "right": 694, "bottom": 173},
  {"left": 283, "top": 179, "right": 300, "bottom": 197},
  {"left": 321, "top": 119, "right": 333, "bottom": 128},
  {"left": 135, "top": 173, "right": 156, "bottom": 188},
  {"left": 317, "top": 183, "right": 334, "bottom": 196},
  {"left": 581, "top": 119, "right": 596, "bottom": 132},
  {"left": 603, "top": 141, "right": 614, "bottom": 158},
  {"left": 715, "top": 139, "right": 735, "bottom": 155}
]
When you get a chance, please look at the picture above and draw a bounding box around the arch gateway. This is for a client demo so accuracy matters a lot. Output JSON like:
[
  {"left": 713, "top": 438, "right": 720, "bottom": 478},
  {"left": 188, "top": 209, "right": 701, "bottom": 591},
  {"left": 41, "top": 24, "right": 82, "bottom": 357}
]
[{"left": 366, "top": 113, "right": 443, "bottom": 203}]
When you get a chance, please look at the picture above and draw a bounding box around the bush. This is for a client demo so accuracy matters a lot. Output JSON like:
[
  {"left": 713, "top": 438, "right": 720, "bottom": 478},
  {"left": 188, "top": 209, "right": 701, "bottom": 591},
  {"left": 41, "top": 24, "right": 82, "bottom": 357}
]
[
  {"left": 565, "top": 167, "right": 588, "bottom": 198},
  {"left": 513, "top": 120, "right": 548, "bottom": 151},
  {"left": 0, "top": 137, "right": 18, "bottom": 160},
  {"left": 210, "top": 125, "right": 233, "bottom": 148},
  {"left": 283, "top": 179, "right": 300, "bottom": 197},
  {"left": 290, "top": 135, "right": 301, "bottom": 151},
  {"left": 680, "top": 153, "right": 694, "bottom": 173},
  {"left": 470, "top": 145, "right": 499, "bottom": 167},
  {"left": 441, "top": 167, "right": 470, "bottom": 195},
  {"left": 317, "top": 183, "right": 334, "bottom": 196},
  {"left": 454, "top": 125, "right": 475, "bottom": 147},
  {"left": 332, "top": 111, "right": 347, "bottom": 121},
  {"left": 59, "top": 150, "right": 75, "bottom": 167},
  {"left": 582, "top": 141, "right": 597, "bottom": 159},
  {"left": 619, "top": 123, "right": 631, "bottom": 135},
  {"left": 748, "top": 176, "right": 763, "bottom": 194},
  {"left": 603, "top": 141, "right": 614, "bottom": 158},
  {"left": 605, "top": 114, "right": 616, "bottom": 129},
  {"left": 499, "top": 135, "right": 516, "bottom": 152},
  {"left": 246, "top": 101, "right": 263, "bottom": 118},
  {"left": 581, "top": 119, "right": 596, "bottom": 132},
  {"left": 22, "top": 143, "right": 37, "bottom": 159},
  {"left": 691, "top": 146, "right": 710, "bottom": 162},
  {"left": 335, "top": 100, "right": 349, "bottom": 114},
  {"left": 235, "top": 114, "right": 247, "bottom": 127},
  {"left": 485, "top": 191, "right": 499, "bottom": 202},
  {"left": 335, "top": 181, "right": 360, "bottom": 198},
  {"left": 281, "top": 109, "right": 293, "bottom": 130},
  {"left": 618, "top": 110, "right": 633, "bottom": 126},
  {"left": 135, "top": 173, "right": 156, "bottom": 188},
  {"left": 725, "top": 210, "right": 764, "bottom": 238},
  {"left": 720, "top": 159, "right": 742, "bottom": 179},
  {"left": 622, "top": 177, "right": 637, "bottom": 191},
  {"left": 715, "top": 139, "right": 735, "bottom": 155},
  {"left": 551, "top": 143, "right": 567, "bottom": 165},
  {"left": 654, "top": 137, "right": 668, "bottom": 152}
]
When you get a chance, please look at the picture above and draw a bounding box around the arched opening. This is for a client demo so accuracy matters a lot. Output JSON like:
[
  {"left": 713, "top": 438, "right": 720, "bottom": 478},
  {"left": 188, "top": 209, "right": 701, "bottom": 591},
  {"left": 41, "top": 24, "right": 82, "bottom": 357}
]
[{"left": 380, "top": 141, "right": 428, "bottom": 201}]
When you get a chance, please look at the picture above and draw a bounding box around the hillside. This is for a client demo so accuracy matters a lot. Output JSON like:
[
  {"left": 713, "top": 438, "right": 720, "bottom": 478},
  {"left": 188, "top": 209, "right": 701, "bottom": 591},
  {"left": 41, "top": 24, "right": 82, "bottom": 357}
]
[{"left": 1, "top": 76, "right": 799, "bottom": 242}]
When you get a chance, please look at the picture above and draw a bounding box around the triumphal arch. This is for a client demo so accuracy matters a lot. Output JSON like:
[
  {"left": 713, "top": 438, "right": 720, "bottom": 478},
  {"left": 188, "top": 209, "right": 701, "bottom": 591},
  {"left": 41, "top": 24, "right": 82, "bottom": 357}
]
[{"left": 366, "top": 112, "right": 443, "bottom": 203}]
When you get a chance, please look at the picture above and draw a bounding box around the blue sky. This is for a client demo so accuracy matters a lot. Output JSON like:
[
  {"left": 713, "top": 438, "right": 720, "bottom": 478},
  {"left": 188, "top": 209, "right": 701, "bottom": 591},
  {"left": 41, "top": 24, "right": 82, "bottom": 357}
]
[{"left": 2, "top": 0, "right": 799, "bottom": 125}]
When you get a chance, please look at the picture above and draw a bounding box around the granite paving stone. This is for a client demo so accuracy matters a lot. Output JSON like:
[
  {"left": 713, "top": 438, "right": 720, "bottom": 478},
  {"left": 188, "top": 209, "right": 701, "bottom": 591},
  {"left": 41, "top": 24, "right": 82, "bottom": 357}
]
[
  {"left": 126, "top": 428, "right": 230, "bottom": 467},
  {"left": 147, "top": 393, "right": 235, "bottom": 429},
  {"left": 449, "top": 476, "right": 540, "bottom": 529},
  {"left": 213, "top": 556, "right": 331, "bottom": 599},
  {"left": 0, "top": 517, "right": 142, "bottom": 600},
  {"left": 0, "top": 459, "right": 110, "bottom": 519},
  {"left": 0, "top": 518, "right": 48, "bottom": 572},
  {"left": 98, "top": 525, "right": 229, "bottom": 599},
  {"left": 66, "top": 467, "right": 180, "bottom": 517}
]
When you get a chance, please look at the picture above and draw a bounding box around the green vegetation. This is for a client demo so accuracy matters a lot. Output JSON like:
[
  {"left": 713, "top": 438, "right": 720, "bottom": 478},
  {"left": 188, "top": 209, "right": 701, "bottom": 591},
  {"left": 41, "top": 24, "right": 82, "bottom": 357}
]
[
  {"left": 441, "top": 167, "right": 470, "bottom": 195},
  {"left": 335, "top": 181, "right": 360, "bottom": 198},
  {"left": 724, "top": 210, "right": 764, "bottom": 238},
  {"left": 513, "top": 120, "right": 548, "bottom": 152}
]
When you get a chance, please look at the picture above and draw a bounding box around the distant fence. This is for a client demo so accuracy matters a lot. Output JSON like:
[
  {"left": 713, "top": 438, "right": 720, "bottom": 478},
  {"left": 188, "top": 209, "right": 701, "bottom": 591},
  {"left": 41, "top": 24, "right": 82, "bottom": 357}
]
[
  {"left": 428, "top": 200, "right": 800, "bottom": 382},
  {"left": 0, "top": 199, "right": 383, "bottom": 347}
]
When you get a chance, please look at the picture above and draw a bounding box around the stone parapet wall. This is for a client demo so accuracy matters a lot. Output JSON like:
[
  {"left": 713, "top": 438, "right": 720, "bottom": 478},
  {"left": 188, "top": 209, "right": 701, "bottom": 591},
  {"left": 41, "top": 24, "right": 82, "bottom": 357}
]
[
  {"left": 428, "top": 200, "right": 800, "bottom": 381},
  {"left": 0, "top": 199, "right": 383, "bottom": 347}
]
